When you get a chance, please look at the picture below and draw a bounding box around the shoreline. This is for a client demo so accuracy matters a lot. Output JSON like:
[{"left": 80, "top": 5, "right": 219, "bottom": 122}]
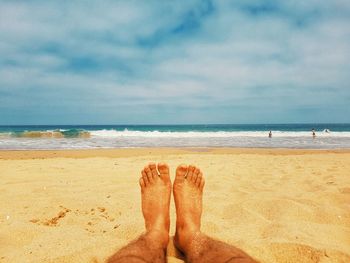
[{"left": 1, "top": 147, "right": 350, "bottom": 159}]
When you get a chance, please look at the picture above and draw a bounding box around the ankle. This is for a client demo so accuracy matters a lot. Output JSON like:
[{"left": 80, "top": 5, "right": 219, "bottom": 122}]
[
  {"left": 146, "top": 229, "right": 169, "bottom": 248},
  {"left": 174, "top": 225, "right": 201, "bottom": 252},
  {"left": 176, "top": 220, "right": 200, "bottom": 233},
  {"left": 145, "top": 216, "right": 170, "bottom": 233}
]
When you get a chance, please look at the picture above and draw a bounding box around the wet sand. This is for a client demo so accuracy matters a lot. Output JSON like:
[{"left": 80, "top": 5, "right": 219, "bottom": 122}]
[{"left": 0, "top": 148, "right": 350, "bottom": 262}]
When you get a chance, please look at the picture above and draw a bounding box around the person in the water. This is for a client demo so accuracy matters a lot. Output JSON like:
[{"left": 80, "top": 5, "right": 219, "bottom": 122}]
[{"left": 107, "top": 163, "right": 257, "bottom": 263}]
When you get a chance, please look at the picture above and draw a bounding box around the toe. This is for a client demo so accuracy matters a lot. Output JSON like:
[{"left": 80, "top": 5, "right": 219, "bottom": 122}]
[
  {"left": 157, "top": 163, "right": 170, "bottom": 181},
  {"left": 141, "top": 170, "right": 149, "bottom": 185},
  {"left": 196, "top": 172, "right": 202, "bottom": 187},
  {"left": 192, "top": 167, "right": 200, "bottom": 183},
  {"left": 139, "top": 177, "right": 145, "bottom": 189},
  {"left": 187, "top": 165, "right": 195, "bottom": 182},
  {"left": 175, "top": 164, "right": 188, "bottom": 183},
  {"left": 149, "top": 163, "right": 158, "bottom": 180},
  {"left": 144, "top": 166, "right": 154, "bottom": 183},
  {"left": 194, "top": 168, "right": 200, "bottom": 175},
  {"left": 199, "top": 176, "right": 205, "bottom": 191}
]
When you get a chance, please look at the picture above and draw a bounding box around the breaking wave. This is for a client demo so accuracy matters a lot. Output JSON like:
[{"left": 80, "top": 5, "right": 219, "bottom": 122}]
[
  {"left": 2, "top": 129, "right": 91, "bottom": 138},
  {"left": 1, "top": 129, "right": 350, "bottom": 139},
  {"left": 1, "top": 126, "right": 350, "bottom": 149},
  {"left": 89, "top": 129, "right": 350, "bottom": 138}
]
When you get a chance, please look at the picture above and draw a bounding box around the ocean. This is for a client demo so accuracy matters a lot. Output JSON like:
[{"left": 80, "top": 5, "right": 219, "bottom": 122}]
[{"left": 0, "top": 124, "right": 350, "bottom": 150}]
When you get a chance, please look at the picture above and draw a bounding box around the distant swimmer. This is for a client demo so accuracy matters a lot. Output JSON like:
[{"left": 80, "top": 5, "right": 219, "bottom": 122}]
[
  {"left": 312, "top": 128, "right": 316, "bottom": 138},
  {"left": 323, "top": 129, "right": 330, "bottom": 133},
  {"left": 268, "top": 131, "right": 272, "bottom": 138}
]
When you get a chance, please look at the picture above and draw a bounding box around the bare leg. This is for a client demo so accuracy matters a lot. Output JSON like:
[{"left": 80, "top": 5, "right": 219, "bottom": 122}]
[
  {"left": 173, "top": 164, "right": 258, "bottom": 263},
  {"left": 107, "top": 163, "right": 171, "bottom": 263}
]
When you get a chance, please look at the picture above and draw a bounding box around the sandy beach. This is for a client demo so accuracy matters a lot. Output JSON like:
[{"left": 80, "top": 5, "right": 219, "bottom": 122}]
[{"left": 0, "top": 148, "right": 350, "bottom": 263}]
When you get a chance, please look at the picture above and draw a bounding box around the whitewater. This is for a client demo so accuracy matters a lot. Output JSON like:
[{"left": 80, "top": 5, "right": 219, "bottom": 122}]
[{"left": 1, "top": 126, "right": 350, "bottom": 149}]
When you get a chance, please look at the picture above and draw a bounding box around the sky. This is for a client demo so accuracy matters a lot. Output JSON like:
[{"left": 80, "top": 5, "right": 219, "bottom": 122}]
[{"left": 0, "top": 0, "right": 349, "bottom": 125}]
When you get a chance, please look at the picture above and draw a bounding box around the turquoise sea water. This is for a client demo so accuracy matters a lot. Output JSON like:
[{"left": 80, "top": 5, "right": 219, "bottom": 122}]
[{"left": 0, "top": 124, "right": 350, "bottom": 149}]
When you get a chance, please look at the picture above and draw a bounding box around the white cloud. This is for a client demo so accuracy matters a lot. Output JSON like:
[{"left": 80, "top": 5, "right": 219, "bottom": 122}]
[{"left": 0, "top": 0, "right": 349, "bottom": 124}]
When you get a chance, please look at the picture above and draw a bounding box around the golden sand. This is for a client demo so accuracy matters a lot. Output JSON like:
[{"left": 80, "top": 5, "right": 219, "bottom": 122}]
[{"left": 0, "top": 148, "right": 349, "bottom": 263}]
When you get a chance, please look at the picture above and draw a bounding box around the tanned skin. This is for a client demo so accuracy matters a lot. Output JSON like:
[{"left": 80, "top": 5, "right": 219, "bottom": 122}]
[{"left": 107, "top": 163, "right": 257, "bottom": 263}]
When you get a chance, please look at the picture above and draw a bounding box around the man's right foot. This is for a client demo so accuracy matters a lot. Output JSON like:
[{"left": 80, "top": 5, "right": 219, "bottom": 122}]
[
  {"left": 173, "top": 164, "right": 205, "bottom": 252},
  {"left": 140, "top": 163, "right": 171, "bottom": 248}
]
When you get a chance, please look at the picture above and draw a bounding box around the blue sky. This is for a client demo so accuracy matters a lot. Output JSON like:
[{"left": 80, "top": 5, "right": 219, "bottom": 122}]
[{"left": 0, "top": 0, "right": 349, "bottom": 124}]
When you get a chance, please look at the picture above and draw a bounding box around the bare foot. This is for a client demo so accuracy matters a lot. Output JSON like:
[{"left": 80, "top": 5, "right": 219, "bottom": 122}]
[
  {"left": 140, "top": 163, "right": 171, "bottom": 247},
  {"left": 173, "top": 164, "right": 205, "bottom": 252}
]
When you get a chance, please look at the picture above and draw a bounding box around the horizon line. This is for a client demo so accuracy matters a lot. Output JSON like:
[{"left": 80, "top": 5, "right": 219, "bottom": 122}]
[{"left": 1, "top": 123, "right": 350, "bottom": 126}]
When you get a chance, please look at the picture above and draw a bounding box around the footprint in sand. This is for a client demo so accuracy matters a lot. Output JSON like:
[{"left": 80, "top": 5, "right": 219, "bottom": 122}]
[
  {"left": 30, "top": 207, "right": 71, "bottom": 226},
  {"left": 84, "top": 207, "right": 118, "bottom": 233}
]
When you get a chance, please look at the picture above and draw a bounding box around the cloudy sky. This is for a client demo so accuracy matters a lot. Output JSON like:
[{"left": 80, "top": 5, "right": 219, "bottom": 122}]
[{"left": 0, "top": 0, "right": 349, "bottom": 125}]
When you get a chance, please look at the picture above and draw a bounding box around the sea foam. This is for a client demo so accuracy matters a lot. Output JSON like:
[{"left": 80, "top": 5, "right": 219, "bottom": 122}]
[
  {"left": 1, "top": 126, "right": 350, "bottom": 149},
  {"left": 89, "top": 129, "right": 350, "bottom": 138}
]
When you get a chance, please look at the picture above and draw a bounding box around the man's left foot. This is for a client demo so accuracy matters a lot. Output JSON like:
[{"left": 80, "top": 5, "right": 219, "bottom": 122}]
[
  {"left": 140, "top": 163, "right": 171, "bottom": 247},
  {"left": 173, "top": 164, "right": 204, "bottom": 252}
]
